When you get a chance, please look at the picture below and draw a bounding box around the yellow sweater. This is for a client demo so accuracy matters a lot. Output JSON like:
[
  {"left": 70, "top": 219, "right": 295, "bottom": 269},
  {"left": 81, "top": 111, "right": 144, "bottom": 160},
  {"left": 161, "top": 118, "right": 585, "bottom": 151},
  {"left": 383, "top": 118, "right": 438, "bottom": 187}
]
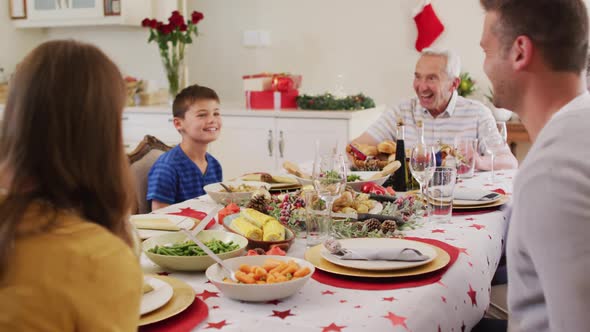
[{"left": 0, "top": 206, "right": 143, "bottom": 331}]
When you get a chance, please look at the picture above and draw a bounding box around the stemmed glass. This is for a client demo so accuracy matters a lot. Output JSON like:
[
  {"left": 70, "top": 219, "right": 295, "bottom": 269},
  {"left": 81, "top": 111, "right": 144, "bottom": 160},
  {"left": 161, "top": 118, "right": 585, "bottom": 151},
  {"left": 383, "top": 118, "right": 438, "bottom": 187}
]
[
  {"left": 481, "top": 136, "right": 506, "bottom": 183},
  {"left": 312, "top": 153, "right": 347, "bottom": 236},
  {"left": 409, "top": 144, "right": 436, "bottom": 203},
  {"left": 496, "top": 121, "right": 508, "bottom": 143}
]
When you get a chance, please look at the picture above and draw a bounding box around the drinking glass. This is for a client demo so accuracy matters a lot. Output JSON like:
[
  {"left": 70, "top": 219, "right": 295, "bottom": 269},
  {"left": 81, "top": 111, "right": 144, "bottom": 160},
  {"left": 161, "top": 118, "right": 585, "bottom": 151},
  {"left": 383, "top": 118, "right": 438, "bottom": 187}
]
[
  {"left": 311, "top": 153, "right": 347, "bottom": 243},
  {"left": 481, "top": 135, "right": 506, "bottom": 183},
  {"left": 426, "top": 167, "right": 457, "bottom": 223},
  {"left": 409, "top": 144, "right": 436, "bottom": 202},
  {"left": 496, "top": 121, "right": 508, "bottom": 142},
  {"left": 453, "top": 137, "right": 478, "bottom": 179}
]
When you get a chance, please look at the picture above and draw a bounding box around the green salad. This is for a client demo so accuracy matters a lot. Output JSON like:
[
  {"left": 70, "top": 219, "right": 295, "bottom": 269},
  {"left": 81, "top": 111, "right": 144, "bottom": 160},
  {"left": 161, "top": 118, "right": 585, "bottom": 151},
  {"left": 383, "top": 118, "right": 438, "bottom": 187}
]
[
  {"left": 148, "top": 239, "right": 240, "bottom": 256},
  {"left": 347, "top": 174, "right": 362, "bottom": 182}
]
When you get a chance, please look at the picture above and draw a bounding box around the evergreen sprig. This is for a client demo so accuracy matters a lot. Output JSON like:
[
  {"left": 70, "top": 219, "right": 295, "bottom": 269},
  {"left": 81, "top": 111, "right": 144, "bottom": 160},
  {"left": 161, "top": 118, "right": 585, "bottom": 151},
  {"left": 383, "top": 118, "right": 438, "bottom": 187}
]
[{"left": 296, "top": 93, "right": 376, "bottom": 110}]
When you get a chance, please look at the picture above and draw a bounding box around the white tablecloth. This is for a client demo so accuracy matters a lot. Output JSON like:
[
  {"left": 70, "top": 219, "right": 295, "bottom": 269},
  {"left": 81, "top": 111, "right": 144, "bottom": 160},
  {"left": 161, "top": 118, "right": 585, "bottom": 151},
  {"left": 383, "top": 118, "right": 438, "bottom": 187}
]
[{"left": 141, "top": 170, "right": 515, "bottom": 331}]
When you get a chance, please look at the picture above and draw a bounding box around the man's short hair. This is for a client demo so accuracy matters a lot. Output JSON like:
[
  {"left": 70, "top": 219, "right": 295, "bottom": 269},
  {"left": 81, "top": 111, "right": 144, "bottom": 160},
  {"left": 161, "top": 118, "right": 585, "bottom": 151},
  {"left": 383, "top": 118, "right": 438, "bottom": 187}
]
[
  {"left": 172, "top": 85, "right": 220, "bottom": 118},
  {"left": 480, "top": 0, "right": 588, "bottom": 73},
  {"left": 421, "top": 48, "right": 461, "bottom": 79}
]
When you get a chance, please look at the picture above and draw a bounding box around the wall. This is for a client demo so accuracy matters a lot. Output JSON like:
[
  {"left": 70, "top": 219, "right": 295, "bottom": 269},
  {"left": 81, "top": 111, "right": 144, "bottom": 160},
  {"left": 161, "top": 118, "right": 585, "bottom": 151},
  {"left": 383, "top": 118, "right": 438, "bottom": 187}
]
[
  {"left": 0, "top": 4, "right": 45, "bottom": 78},
  {"left": 27, "top": 0, "right": 493, "bottom": 105}
]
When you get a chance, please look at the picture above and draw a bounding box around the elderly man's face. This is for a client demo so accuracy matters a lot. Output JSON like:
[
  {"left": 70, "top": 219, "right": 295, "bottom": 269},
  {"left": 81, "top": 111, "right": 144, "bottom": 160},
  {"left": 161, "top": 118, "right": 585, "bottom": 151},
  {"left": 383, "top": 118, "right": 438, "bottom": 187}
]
[{"left": 413, "top": 55, "right": 456, "bottom": 114}]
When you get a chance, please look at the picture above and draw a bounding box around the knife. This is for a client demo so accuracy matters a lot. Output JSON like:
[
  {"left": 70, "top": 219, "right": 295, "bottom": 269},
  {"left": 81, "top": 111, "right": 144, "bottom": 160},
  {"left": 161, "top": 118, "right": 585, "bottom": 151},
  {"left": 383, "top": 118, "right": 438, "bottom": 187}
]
[{"left": 188, "top": 206, "right": 222, "bottom": 235}]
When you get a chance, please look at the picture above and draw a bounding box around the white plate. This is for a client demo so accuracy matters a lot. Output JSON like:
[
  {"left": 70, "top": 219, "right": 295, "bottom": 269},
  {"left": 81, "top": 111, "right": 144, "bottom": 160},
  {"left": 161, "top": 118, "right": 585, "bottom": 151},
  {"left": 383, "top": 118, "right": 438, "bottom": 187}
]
[
  {"left": 453, "top": 195, "right": 503, "bottom": 206},
  {"left": 140, "top": 277, "right": 174, "bottom": 316},
  {"left": 320, "top": 238, "right": 437, "bottom": 271},
  {"left": 131, "top": 214, "right": 196, "bottom": 240}
]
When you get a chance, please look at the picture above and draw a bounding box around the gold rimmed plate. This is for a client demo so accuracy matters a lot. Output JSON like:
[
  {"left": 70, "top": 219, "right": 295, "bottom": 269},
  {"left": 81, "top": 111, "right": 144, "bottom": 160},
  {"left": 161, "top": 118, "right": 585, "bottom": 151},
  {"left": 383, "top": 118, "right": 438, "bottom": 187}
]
[
  {"left": 304, "top": 241, "right": 450, "bottom": 278},
  {"left": 139, "top": 275, "right": 195, "bottom": 326},
  {"left": 452, "top": 195, "right": 510, "bottom": 210}
]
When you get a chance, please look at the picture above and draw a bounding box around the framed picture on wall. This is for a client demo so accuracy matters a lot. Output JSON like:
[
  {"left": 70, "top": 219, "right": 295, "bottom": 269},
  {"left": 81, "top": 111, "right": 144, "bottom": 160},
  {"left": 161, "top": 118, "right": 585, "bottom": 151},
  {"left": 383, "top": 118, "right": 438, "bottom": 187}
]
[{"left": 9, "top": 0, "right": 27, "bottom": 19}]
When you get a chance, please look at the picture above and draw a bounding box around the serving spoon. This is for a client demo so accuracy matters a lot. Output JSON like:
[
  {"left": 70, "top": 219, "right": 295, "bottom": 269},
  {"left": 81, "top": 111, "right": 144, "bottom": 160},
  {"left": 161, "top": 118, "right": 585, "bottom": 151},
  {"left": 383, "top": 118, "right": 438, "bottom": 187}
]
[{"left": 180, "top": 229, "right": 237, "bottom": 282}]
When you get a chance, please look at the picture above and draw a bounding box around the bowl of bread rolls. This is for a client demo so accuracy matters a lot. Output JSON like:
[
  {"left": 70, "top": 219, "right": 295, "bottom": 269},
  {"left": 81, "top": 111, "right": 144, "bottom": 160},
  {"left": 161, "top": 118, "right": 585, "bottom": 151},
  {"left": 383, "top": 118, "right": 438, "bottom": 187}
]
[{"left": 347, "top": 140, "right": 397, "bottom": 171}]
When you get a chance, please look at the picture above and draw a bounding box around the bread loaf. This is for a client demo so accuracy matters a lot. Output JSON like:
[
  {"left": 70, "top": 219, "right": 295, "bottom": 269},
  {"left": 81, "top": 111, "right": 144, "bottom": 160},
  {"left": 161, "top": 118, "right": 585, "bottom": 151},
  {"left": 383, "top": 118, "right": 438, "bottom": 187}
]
[{"left": 377, "top": 140, "right": 396, "bottom": 154}]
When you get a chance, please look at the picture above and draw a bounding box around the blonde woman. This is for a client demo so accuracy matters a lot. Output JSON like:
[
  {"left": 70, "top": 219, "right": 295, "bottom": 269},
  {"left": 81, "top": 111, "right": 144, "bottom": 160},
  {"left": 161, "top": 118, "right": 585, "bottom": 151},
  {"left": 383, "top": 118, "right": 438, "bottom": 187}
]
[{"left": 0, "top": 40, "right": 142, "bottom": 331}]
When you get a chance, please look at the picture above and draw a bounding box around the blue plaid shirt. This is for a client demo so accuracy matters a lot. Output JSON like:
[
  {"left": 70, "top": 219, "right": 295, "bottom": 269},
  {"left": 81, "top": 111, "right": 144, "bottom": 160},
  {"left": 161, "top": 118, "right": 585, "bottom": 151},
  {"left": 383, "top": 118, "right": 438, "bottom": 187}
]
[{"left": 147, "top": 145, "right": 223, "bottom": 204}]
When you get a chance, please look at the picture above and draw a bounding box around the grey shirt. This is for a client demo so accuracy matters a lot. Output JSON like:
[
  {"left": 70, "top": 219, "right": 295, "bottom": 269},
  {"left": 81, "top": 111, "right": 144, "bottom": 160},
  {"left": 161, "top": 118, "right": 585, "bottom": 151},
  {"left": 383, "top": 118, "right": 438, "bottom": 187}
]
[{"left": 508, "top": 92, "right": 590, "bottom": 332}]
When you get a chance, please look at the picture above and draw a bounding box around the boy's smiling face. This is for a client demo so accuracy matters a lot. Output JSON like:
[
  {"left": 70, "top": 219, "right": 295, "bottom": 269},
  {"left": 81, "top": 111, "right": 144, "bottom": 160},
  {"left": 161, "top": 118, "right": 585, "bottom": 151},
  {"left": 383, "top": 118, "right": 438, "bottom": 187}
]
[{"left": 174, "top": 99, "right": 222, "bottom": 144}]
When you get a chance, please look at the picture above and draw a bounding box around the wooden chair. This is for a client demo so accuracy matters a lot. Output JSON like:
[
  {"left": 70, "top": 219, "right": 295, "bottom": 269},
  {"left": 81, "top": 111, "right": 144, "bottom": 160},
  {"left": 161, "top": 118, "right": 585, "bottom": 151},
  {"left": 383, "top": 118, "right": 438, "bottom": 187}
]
[{"left": 128, "top": 135, "right": 173, "bottom": 214}]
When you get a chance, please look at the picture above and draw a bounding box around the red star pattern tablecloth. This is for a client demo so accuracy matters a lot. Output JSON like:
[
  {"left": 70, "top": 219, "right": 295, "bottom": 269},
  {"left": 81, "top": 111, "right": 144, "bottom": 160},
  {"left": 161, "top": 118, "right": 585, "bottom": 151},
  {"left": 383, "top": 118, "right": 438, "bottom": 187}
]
[{"left": 142, "top": 170, "right": 514, "bottom": 331}]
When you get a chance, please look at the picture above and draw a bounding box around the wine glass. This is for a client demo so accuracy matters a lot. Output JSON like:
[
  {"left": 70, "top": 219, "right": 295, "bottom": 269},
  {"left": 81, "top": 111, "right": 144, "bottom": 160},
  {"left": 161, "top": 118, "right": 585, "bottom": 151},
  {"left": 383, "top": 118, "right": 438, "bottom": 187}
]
[
  {"left": 312, "top": 153, "right": 347, "bottom": 237},
  {"left": 481, "top": 136, "right": 506, "bottom": 183},
  {"left": 496, "top": 121, "right": 508, "bottom": 143},
  {"left": 409, "top": 144, "right": 436, "bottom": 203}
]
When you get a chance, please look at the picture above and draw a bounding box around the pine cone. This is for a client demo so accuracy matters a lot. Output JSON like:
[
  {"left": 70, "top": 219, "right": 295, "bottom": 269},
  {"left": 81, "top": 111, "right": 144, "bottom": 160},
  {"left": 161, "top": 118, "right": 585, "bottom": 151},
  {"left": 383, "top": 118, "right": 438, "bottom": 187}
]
[
  {"left": 380, "top": 220, "right": 397, "bottom": 235},
  {"left": 363, "top": 218, "right": 382, "bottom": 232},
  {"left": 246, "top": 195, "right": 268, "bottom": 213}
]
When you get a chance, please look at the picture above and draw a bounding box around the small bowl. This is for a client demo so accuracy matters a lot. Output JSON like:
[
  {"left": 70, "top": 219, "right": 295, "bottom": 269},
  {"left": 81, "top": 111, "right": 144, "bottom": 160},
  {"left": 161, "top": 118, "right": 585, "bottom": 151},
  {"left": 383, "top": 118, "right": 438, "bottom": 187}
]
[
  {"left": 143, "top": 230, "right": 248, "bottom": 271},
  {"left": 491, "top": 107, "right": 513, "bottom": 122},
  {"left": 294, "top": 171, "right": 388, "bottom": 192},
  {"left": 204, "top": 180, "right": 270, "bottom": 205},
  {"left": 205, "top": 255, "right": 315, "bottom": 302},
  {"left": 222, "top": 213, "right": 295, "bottom": 252}
]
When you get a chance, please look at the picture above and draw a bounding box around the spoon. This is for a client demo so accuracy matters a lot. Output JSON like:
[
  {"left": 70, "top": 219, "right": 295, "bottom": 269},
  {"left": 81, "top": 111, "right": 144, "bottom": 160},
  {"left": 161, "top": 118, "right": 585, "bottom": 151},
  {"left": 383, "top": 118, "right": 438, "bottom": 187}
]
[
  {"left": 369, "top": 160, "right": 401, "bottom": 180},
  {"left": 219, "top": 183, "right": 233, "bottom": 193},
  {"left": 180, "top": 229, "right": 237, "bottom": 282}
]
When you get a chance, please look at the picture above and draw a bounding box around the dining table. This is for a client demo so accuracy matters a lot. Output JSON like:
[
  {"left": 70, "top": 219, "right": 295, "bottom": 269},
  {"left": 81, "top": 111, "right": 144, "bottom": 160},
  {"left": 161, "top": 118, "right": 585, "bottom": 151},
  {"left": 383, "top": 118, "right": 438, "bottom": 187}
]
[{"left": 140, "top": 169, "right": 516, "bottom": 332}]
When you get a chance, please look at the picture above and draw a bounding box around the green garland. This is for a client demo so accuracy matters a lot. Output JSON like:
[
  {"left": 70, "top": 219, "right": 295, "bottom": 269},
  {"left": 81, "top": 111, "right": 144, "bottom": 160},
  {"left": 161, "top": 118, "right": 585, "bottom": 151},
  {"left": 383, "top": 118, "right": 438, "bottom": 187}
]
[{"left": 296, "top": 93, "right": 376, "bottom": 110}]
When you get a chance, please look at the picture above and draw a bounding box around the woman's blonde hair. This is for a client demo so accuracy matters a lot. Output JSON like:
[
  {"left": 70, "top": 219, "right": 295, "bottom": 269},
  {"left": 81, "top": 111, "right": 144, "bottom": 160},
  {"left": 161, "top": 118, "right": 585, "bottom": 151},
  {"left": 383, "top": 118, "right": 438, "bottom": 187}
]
[{"left": 0, "top": 40, "right": 135, "bottom": 275}]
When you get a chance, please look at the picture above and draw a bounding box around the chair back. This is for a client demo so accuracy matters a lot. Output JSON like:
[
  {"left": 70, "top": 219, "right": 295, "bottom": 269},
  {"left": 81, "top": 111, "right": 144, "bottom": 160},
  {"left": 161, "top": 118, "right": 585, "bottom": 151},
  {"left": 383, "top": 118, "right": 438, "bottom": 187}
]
[{"left": 128, "top": 135, "right": 173, "bottom": 214}]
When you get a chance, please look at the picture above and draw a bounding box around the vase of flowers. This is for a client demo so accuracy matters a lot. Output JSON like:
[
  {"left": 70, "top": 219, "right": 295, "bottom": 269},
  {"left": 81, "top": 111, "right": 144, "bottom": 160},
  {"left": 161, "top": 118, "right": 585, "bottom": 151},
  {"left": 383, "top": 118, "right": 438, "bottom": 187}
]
[{"left": 142, "top": 10, "right": 204, "bottom": 102}]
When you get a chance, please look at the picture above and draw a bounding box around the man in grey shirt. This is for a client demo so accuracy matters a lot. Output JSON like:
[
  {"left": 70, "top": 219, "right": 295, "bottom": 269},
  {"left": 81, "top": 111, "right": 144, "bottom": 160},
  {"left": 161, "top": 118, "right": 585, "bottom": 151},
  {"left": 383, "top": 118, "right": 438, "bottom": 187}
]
[{"left": 479, "top": 0, "right": 590, "bottom": 331}]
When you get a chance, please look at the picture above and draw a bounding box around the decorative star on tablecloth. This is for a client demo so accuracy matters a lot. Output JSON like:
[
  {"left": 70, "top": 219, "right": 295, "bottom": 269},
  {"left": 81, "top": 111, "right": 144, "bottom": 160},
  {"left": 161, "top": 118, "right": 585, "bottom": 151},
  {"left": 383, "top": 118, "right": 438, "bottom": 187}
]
[
  {"left": 196, "top": 290, "right": 220, "bottom": 301},
  {"left": 488, "top": 235, "right": 492, "bottom": 240},
  {"left": 469, "top": 224, "right": 485, "bottom": 230},
  {"left": 457, "top": 247, "right": 469, "bottom": 256},
  {"left": 436, "top": 280, "right": 447, "bottom": 288},
  {"left": 382, "top": 297, "right": 396, "bottom": 302},
  {"left": 212, "top": 305, "right": 220, "bottom": 310},
  {"left": 465, "top": 217, "right": 475, "bottom": 221},
  {"left": 468, "top": 262, "right": 473, "bottom": 268},
  {"left": 354, "top": 305, "right": 362, "bottom": 309},
  {"left": 266, "top": 300, "right": 282, "bottom": 305},
  {"left": 461, "top": 321, "right": 467, "bottom": 332},
  {"left": 322, "top": 290, "right": 335, "bottom": 295},
  {"left": 339, "top": 300, "right": 347, "bottom": 303},
  {"left": 431, "top": 229, "right": 446, "bottom": 233},
  {"left": 321, "top": 323, "right": 346, "bottom": 332},
  {"left": 383, "top": 312, "right": 408, "bottom": 330},
  {"left": 467, "top": 284, "right": 478, "bottom": 306},
  {"left": 441, "top": 296, "right": 447, "bottom": 303},
  {"left": 205, "top": 320, "right": 230, "bottom": 330},
  {"left": 271, "top": 309, "right": 295, "bottom": 320}
]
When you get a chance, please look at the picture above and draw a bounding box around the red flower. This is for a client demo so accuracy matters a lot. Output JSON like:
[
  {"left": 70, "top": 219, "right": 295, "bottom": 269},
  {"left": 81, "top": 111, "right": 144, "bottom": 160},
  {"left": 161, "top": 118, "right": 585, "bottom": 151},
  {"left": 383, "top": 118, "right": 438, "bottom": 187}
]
[
  {"left": 179, "top": 23, "right": 188, "bottom": 32},
  {"left": 159, "top": 23, "right": 173, "bottom": 35},
  {"left": 141, "top": 18, "right": 150, "bottom": 27},
  {"left": 168, "top": 11, "right": 185, "bottom": 27},
  {"left": 191, "top": 11, "right": 204, "bottom": 24},
  {"left": 149, "top": 19, "right": 158, "bottom": 29}
]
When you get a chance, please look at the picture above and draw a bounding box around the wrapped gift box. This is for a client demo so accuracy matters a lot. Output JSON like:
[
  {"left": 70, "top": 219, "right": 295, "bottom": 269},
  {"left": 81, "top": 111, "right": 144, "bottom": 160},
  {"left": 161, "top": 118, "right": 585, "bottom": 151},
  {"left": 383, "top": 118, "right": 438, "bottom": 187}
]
[
  {"left": 242, "top": 73, "right": 302, "bottom": 92},
  {"left": 245, "top": 90, "right": 299, "bottom": 110}
]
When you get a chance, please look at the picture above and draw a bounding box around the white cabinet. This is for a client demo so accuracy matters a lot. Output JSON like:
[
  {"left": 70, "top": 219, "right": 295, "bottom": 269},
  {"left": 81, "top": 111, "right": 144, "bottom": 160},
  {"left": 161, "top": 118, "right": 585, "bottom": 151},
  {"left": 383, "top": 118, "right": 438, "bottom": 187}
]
[
  {"left": 13, "top": 0, "right": 177, "bottom": 28},
  {"left": 208, "top": 107, "right": 383, "bottom": 179},
  {"left": 122, "top": 108, "right": 180, "bottom": 152}
]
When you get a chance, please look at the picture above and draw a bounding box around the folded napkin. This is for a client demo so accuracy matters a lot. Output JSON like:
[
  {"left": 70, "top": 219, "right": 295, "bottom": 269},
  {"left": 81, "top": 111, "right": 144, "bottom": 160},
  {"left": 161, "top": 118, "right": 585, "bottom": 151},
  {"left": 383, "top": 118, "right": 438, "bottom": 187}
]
[
  {"left": 131, "top": 215, "right": 195, "bottom": 231},
  {"left": 334, "top": 247, "right": 429, "bottom": 261},
  {"left": 454, "top": 188, "right": 501, "bottom": 201}
]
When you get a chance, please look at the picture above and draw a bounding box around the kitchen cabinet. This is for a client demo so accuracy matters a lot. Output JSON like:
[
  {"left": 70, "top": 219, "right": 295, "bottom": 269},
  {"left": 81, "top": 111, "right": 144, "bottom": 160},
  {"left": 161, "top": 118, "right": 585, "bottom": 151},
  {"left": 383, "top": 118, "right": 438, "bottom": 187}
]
[
  {"left": 208, "top": 106, "right": 384, "bottom": 179},
  {"left": 13, "top": 0, "right": 176, "bottom": 28},
  {"left": 122, "top": 107, "right": 180, "bottom": 152}
]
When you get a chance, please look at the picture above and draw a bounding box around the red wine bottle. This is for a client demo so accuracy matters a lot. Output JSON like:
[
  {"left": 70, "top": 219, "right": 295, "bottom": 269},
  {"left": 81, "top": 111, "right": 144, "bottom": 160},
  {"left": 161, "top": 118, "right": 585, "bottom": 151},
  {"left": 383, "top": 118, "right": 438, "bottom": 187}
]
[{"left": 390, "top": 124, "right": 408, "bottom": 191}]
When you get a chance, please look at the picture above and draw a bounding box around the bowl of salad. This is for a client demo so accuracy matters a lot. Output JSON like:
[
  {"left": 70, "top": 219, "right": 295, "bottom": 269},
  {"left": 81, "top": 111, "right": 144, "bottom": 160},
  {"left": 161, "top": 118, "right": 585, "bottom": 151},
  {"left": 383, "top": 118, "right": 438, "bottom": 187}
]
[{"left": 143, "top": 230, "right": 248, "bottom": 271}]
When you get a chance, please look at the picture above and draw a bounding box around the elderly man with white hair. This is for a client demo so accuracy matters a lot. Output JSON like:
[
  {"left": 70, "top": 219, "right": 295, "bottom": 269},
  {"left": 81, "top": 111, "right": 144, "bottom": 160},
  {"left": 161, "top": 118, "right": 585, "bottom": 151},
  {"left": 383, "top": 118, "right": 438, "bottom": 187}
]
[{"left": 352, "top": 48, "right": 518, "bottom": 170}]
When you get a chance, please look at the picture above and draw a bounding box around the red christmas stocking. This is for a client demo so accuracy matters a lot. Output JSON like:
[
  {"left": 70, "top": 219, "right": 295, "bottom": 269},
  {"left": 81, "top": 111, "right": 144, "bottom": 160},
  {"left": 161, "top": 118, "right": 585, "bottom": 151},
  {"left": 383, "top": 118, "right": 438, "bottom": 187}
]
[{"left": 413, "top": 0, "right": 445, "bottom": 51}]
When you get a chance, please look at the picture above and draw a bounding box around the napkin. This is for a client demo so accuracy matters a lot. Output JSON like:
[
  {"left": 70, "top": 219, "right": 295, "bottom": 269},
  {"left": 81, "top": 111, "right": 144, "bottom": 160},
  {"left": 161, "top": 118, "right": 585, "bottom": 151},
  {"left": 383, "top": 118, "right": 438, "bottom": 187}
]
[
  {"left": 335, "top": 247, "right": 429, "bottom": 261},
  {"left": 454, "top": 188, "right": 501, "bottom": 201},
  {"left": 131, "top": 215, "right": 195, "bottom": 231}
]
